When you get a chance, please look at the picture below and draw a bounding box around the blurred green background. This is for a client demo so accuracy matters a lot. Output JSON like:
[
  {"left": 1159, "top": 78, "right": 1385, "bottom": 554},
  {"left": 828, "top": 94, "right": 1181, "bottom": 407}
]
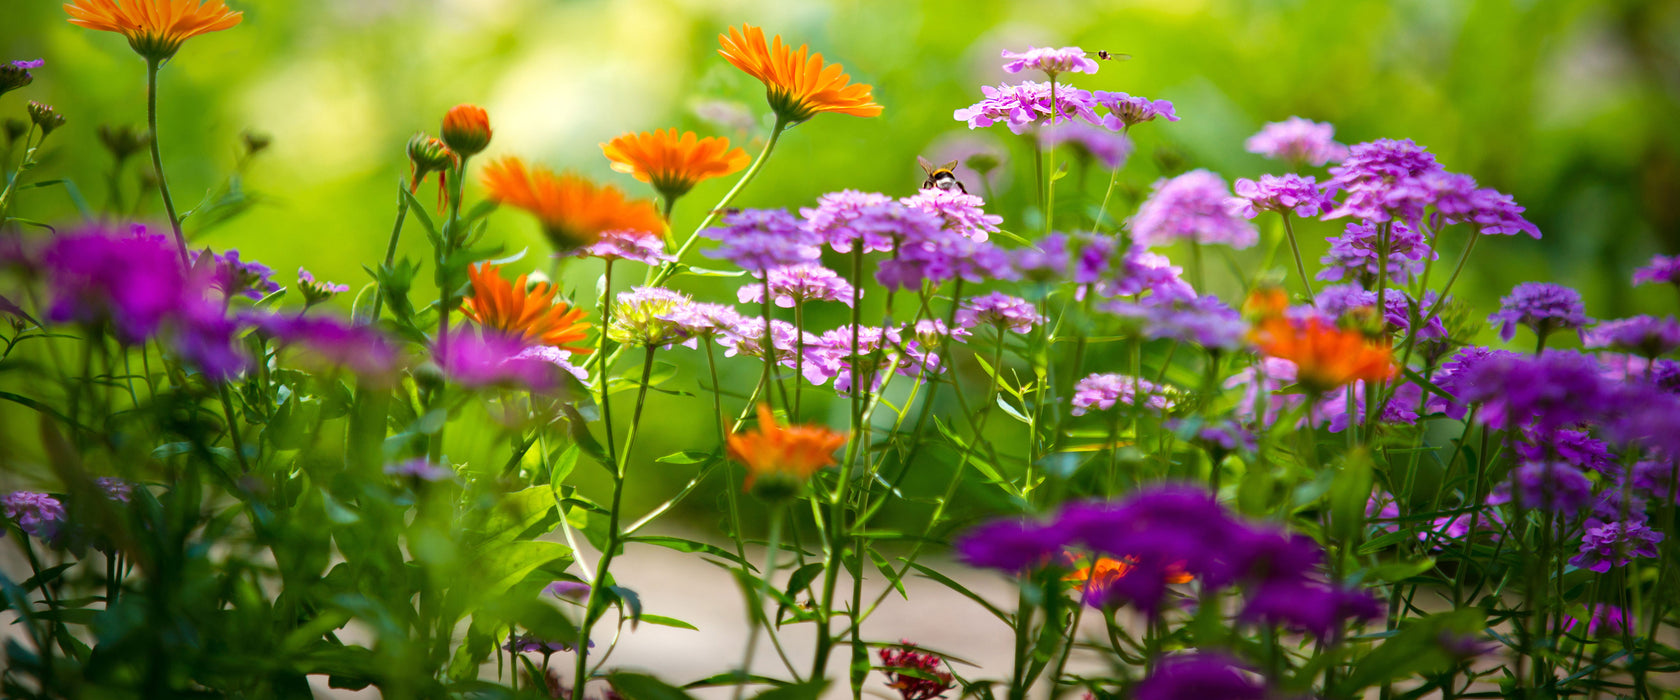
[{"left": 4, "top": 0, "right": 1679, "bottom": 522}]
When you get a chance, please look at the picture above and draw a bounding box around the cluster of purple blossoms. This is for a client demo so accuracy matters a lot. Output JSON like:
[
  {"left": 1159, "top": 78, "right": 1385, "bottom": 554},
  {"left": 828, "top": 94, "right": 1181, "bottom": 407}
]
[
  {"left": 97, "top": 477, "right": 134, "bottom": 503},
  {"left": 1319, "top": 380, "right": 1427, "bottom": 433},
  {"left": 1317, "top": 220, "right": 1436, "bottom": 286},
  {"left": 1070, "top": 373, "right": 1180, "bottom": 416},
  {"left": 1571, "top": 519, "right": 1663, "bottom": 572},
  {"left": 384, "top": 458, "right": 455, "bottom": 483},
  {"left": 1583, "top": 315, "right": 1680, "bottom": 357},
  {"left": 1244, "top": 117, "right": 1349, "bottom": 167},
  {"left": 1104, "top": 293, "right": 1247, "bottom": 351},
  {"left": 1633, "top": 254, "right": 1680, "bottom": 287},
  {"left": 955, "top": 291, "right": 1043, "bottom": 333},
  {"left": 1487, "top": 282, "right": 1592, "bottom": 343},
  {"left": 1515, "top": 428, "right": 1618, "bottom": 475},
  {"left": 739, "top": 263, "right": 856, "bottom": 308},
  {"left": 1424, "top": 171, "right": 1541, "bottom": 238},
  {"left": 956, "top": 486, "right": 1382, "bottom": 637},
  {"left": 1130, "top": 170, "right": 1259, "bottom": 249},
  {"left": 1, "top": 59, "right": 43, "bottom": 95},
  {"left": 1037, "top": 122, "right": 1132, "bottom": 169},
  {"left": 1230, "top": 174, "right": 1336, "bottom": 219},
  {"left": 719, "top": 318, "right": 812, "bottom": 366},
  {"left": 1324, "top": 138, "right": 1444, "bottom": 224},
  {"left": 1092, "top": 91, "right": 1179, "bottom": 130},
  {"left": 1486, "top": 462, "right": 1594, "bottom": 514},
  {"left": 875, "top": 224, "right": 1014, "bottom": 291},
  {"left": 800, "top": 190, "right": 899, "bottom": 253},
  {"left": 803, "top": 326, "right": 920, "bottom": 395},
  {"left": 570, "top": 228, "right": 674, "bottom": 266},
  {"left": 609, "top": 287, "right": 694, "bottom": 348},
  {"left": 41, "top": 226, "right": 197, "bottom": 343},
  {"left": 702, "top": 209, "right": 821, "bottom": 271},
  {"left": 657, "top": 302, "right": 749, "bottom": 344},
  {"left": 1094, "top": 246, "right": 1195, "bottom": 300},
  {"left": 193, "top": 248, "right": 280, "bottom": 301},
  {"left": 953, "top": 81, "right": 1103, "bottom": 134},
  {"left": 3, "top": 491, "right": 66, "bottom": 541},
  {"left": 1451, "top": 349, "right": 1614, "bottom": 434},
  {"left": 252, "top": 313, "right": 401, "bottom": 377},
  {"left": 1012, "top": 231, "right": 1117, "bottom": 284},
  {"left": 1000, "top": 46, "right": 1099, "bottom": 77},
  {"left": 902, "top": 188, "right": 1003, "bottom": 242},
  {"left": 297, "top": 267, "right": 348, "bottom": 306},
  {"left": 1134, "top": 653, "right": 1267, "bottom": 700},
  {"left": 1314, "top": 284, "right": 1447, "bottom": 341}
]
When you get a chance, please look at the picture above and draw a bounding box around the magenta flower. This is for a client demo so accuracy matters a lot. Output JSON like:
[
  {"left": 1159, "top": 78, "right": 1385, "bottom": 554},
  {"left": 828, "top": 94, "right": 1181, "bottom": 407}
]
[
  {"left": 1583, "top": 316, "right": 1680, "bottom": 357},
  {"left": 1000, "top": 46, "right": 1099, "bottom": 77},
  {"left": 96, "top": 477, "right": 134, "bottom": 503},
  {"left": 544, "top": 580, "right": 591, "bottom": 601},
  {"left": 192, "top": 248, "right": 280, "bottom": 301},
  {"left": 657, "top": 302, "right": 748, "bottom": 345},
  {"left": 1488, "top": 282, "right": 1592, "bottom": 343},
  {"left": 1514, "top": 428, "right": 1618, "bottom": 475},
  {"left": 1314, "top": 284, "right": 1447, "bottom": 341},
  {"left": 1130, "top": 170, "right": 1258, "bottom": 249},
  {"left": 1037, "top": 122, "right": 1132, "bottom": 169},
  {"left": 1230, "top": 173, "right": 1336, "bottom": 218},
  {"left": 1094, "top": 246, "right": 1196, "bottom": 300},
  {"left": 1456, "top": 350, "right": 1613, "bottom": 433},
  {"left": 1426, "top": 172, "right": 1540, "bottom": 238},
  {"left": 1495, "top": 462, "right": 1593, "bottom": 514},
  {"left": 1245, "top": 117, "right": 1349, "bottom": 167},
  {"left": 1566, "top": 604, "right": 1631, "bottom": 637},
  {"left": 253, "top": 312, "right": 400, "bottom": 377},
  {"left": 569, "top": 228, "right": 675, "bottom": 266},
  {"left": 3, "top": 491, "right": 66, "bottom": 541},
  {"left": 171, "top": 301, "right": 251, "bottom": 382},
  {"left": 1103, "top": 293, "right": 1247, "bottom": 351},
  {"left": 1240, "top": 580, "right": 1384, "bottom": 640},
  {"left": 956, "top": 291, "right": 1043, "bottom": 333},
  {"left": 953, "top": 518, "right": 1065, "bottom": 572},
  {"left": 1092, "top": 91, "right": 1179, "bottom": 130},
  {"left": 953, "top": 81, "right": 1103, "bottom": 134},
  {"left": 875, "top": 226, "right": 1014, "bottom": 291},
  {"left": 297, "top": 267, "right": 349, "bottom": 306},
  {"left": 1013, "top": 231, "right": 1118, "bottom": 285},
  {"left": 1317, "top": 220, "right": 1436, "bottom": 286},
  {"left": 878, "top": 642, "right": 955, "bottom": 700},
  {"left": 901, "top": 188, "right": 1003, "bottom": 242},
  {"left": 1571, "top": 519, "right": 1663, "bottom": 572},
  {"left": 1070, "top": 373, "right": 1180, "bottom": 416},
  {"left": 738, "top": 264, "right": 857, "bottom": 308},
  {"left": 1633, "top": 254, "right": 1680, "bottom": 287},
  {"left": 701, "top": 209, "right": 821, "bottom": 272},
  {"left": 801, "top": 190, "right": 900, "bottom": 253},
  {"left": 804, "top": 325, "right": 914, "bottom": 394},
  {"left": 1324, "top": 138, "right": 1445, "bottom": 224},
  {"left": 1134, "top": 653, "right": 1266, "bottom": 700},
  {"left": 511, "top": 345, "right": 590, "bottom": 383},
  {"left": 41, "top": 225, "right": 195, "bottom": 343},
  {"left": 434, "top": 329, "right": 560, "bottom": 391},
  {"left": 718, "top": 318, "right": 816, "bottom": 368}
]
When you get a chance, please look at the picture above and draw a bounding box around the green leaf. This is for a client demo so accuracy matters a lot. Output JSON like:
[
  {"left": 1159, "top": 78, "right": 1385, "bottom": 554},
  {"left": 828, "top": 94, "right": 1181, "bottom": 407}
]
[
  {"left": 751, "top": 680, "right": 830, "bottom": 700},
  {"left": 609, "top": 672, "right": 700, "bottom": 700},
  {"left": 476, "top": 541, "right": 574, "bottom": 600},
  {"left": 628, "top": 535, "right": 756, "bottom": 570},
  {"left": 640, "top": 614, "right": 699, "bottom": 631},
  {"left": 399, "top": 187, "right": 442, "bottom": 249},
  {"left": 1328, "top": 447, "right": 1373, "bottom": 544},
  {"left": 1335, "top": 608, "right": 1485, "bottom": 694},
  {"left": 481, "top": 486, "right": 558, "bottom": 544},
  {"left": 906, "top": 562, "right": 1011, "bottom": 625},
  {"left": 1368, "top": 557, "right": 1438, "bottom": 583},
  {"left": 656, "top": 450, "right": 715, "bottom": 465},
  {"left": 607, "top": 585, "right": 643, "bottom": 628}
]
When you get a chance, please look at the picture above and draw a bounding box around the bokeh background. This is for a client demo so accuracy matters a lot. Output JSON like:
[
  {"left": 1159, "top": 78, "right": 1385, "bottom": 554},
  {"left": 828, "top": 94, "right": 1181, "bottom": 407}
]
[{"left": 4, "top": 0, "right": 1680, "bottom": 523}]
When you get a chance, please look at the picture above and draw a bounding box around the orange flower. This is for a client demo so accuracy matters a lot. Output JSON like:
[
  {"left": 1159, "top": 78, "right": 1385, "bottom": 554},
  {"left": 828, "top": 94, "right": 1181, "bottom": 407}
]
[
  {"left": 717, "top": 23, "right": 883, "bottom": 124},
  {"left": 65, "top": 0, "right": 243, "bottom": 62},
  {"left": 460, "top": 262, "right": 592, "bottom": 354},
  {"left": 1251, "top": 316, "right": 1396, "bottom": 393},
  {"left": 1242, "top": 285, "right": 1290, "bottom": 321},
  {"left": 1064, "top": 555, "right": 1194, "bottom": 607},
  {"left": 601, "top": 128, "right": 750, "bottom": 201},
  {"left": 480, "top": 157, "right": 663, "bottom": 251},
  {"left": 726, "top": 404, "right": 847, "bottom": 499},
  {"left": 441, "top": 104, "right": 491, "bottom": 157}
]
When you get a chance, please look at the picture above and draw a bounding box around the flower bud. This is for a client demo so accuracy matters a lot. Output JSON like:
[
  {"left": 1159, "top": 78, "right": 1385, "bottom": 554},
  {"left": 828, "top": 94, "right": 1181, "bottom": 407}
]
[
  {"left": 97, "top": 124, "right": 150, "bottom": 165},
  {"left": 441, "top": 104, "right": 491, "bottom": 157},
  {"left": 26, "top": 101, "right": 65, "bottom": 136},
  {"left": 0, "top": 59, "right": 42, "bottom": 96},
  {"left": 241, "top": 130, "right": 272, "bottom": 157}
]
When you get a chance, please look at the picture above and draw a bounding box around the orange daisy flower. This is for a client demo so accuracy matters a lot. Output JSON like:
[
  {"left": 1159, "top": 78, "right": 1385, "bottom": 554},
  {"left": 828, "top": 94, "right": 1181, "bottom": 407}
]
[
  {"left": 726, "top": 404, "right": 847, "bottom": 499},
  {"left": 717, "top": 23, "right": 883, "bottom": 125},
  {"left": 1251, "top": 316, "right": 1396, "bottom": 394},
  {"left": 601, "top": 128, "right": 750, "bottom": 202},
  {"left": 460, "top": 262, "right": 593, "bottom": 355},
  {"left": 65, "top": 0, "right": 243, "bottom": 62},
  {"left": 480, "top": 157, "right": 663, "bottom": 252}
]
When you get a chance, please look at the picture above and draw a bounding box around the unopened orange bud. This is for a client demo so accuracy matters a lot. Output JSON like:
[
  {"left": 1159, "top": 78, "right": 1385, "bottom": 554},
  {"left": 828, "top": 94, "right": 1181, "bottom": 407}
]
[{"left": 441, "top": 104, "right": 491, "bottom": 157}]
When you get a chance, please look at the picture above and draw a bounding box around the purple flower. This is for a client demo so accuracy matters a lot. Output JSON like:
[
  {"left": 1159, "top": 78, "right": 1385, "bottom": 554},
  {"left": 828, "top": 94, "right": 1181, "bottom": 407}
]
[
  {"left": 1103, "top": 293, "right": 1247, "bottom": 351},
  {"left": 1037, "top": 123, "right": 1132, "bottom": 169},
  {"left": 171, "top": 301, "right": 251, "bottom": 382},
  {"left": 1417, "top": 508, "right": 1505, "bottom": 549},
  {"left": 1094, "top": 246, "right": 1195, "bottom": 300},
  {"left": 1317, "top": 220, "right": 1436, "bottom": 286},
  {"left": 738, "top": 264, "right": 857, "bottom": 308},
  {"left": 1000, "top": 46, "right": 1099, "bottom": 76},
  {"left": 1571, "top": 519, "right": 1663, "bottom": 572},
  {"left": 608, "top": 287, "right": 694, "bottom": 348},
  {"left": 1455, "top": 350, "right": 1612, "bottom": 433},
  {"left": 1245, "top": 117, "right": 1349, "bottom": 167},
  {"left": 804, "top": 325, "right": 914, "bottom": 394},
  {"left": 1013, "top": 232, "right": 1122, "bottom": 285},
  {"left": 192, "top": 248, "right": 280, "bottom": 301},
  {"left": 297, "top": 268, "right": 349, "bottom": 306},
  {"left": 801, "top": 191, "right": 920, "bottom": 254},
  {"left": 1231, "top": 174, "right": 1335, "bottom": 218},
  {"left": 1070, "top": 373, "right": 1179, "bottom": 416},
  {"left": 1426, "top": 173, "right": 1540, "bottom": 238},
  {"left": 384, "top": 459, "right": 454, "bottom": 482},
  {"left": 569, "top": 229, "right": 675, "bottom": 266},
  {"left": 875, "top": 226, "right": 1015, "bottom": 291},
  {"left": 1, "top": 59, "right": 42, "bottom": 95},
  {"left": 956, "top": 292, "right": 1043, "bottom": 333},
  {"left": 1130, "top": 170, "right": 1258, "bottom": 249},
  {"left": 1314, "top": 284, "right": 1447, "bottom": 341},
  {"left": 1499, "top": 462, "right": 1593, "bottom": 514},
  {"left": 41, "top": 225, "right": 196, "bottom": 343},
  {"left": 702, "top": 209, "right": 821, "bottom": 272},
  {"left": 953, "top": 81, "right": 1102, "bottom": 134},
  {"left": 1240, "top": 580, "right": 1384, "bottom": 639},
  {"left": 503, "top": 632, "right": 585, "bottom": 655},
  {"left": 1324, "top": 139, "right": 1445, "bottom": 224},
  {"left": 545, "top": 580, "right": 591, "bottom": 601},
  {"left": 1565, "top": 604, "right": 1631, "bottom": 637},
  {"left": 1584, "top": 316, "right": 1680, "bottom": 357},
  {"left": 901, "top": 188, "right": 1003, "bottom": 242},
  {"left": 657, "top": 302, "right": 748, "bottom": 343},
  {"left": 1059, "top": 489, "right": 1249, "bottom": 609},
  {"left": 953, "top": 518, "right": 1065, "bottom": 572},
  {"left": 1091, "top": 91, "right": 1179, "bottom": 130},
  {"left": 1633, "top": 254, "right": 1680, "bottom": 287},
  {"left": 1134, "top": 653, "right": 1266, "bottom": 700},
  {"left": 252, "top": 312, "right": 400, "bottom": 377},
  {"left": 1170, "top": 418, "right": 1257, "bottom": 454},
  {"left": 718, "top": 318, "right": 814, "bottom": 367},
  {"left": 1428, "top": 346, "right": 1516, "bottom": 419},
  {"left": 96, "top": 477, "right": 134, "bottom": 503},
  {"left": 3, "top": 492, "right": 66, "bottom": 540},
  {"left": 1515, "top": 428, "right": 1617, "bottom": 475},
  {"left": 435, "top": 329, "right": 560, "bottom": 391},
  {"left": 511, "top": 345, "right": 590, "bottom": 383},
  {"left": 1488, "top": 283, "right": 1592, "bottom": 343},
  {"left": 1633, "top": 459, "right": 1680, "bottom": 501}
]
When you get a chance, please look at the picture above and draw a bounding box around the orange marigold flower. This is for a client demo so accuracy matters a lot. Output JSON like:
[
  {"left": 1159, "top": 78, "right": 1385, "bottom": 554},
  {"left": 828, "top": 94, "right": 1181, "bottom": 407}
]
[
  {"left": 441, "top": 104, "right": 491, "bottom": 157},
  {"left": 65, "top": 0, "right": 242, "bottom": 62},
  {"left": 460, "top": 262, "right": 592, "bottom": 355},
  {"left": 726, "top": 404, "right": 846, "bottom": 501},
  {"left": 601, "top": 128, "right": 750, "bottom": 202},
  {"left": 1251, "top": 316, "right": 1396, "bottom": 394},
  {"left": 717, "top": 23, "right": 883, "bottom": 125},
  {"left": 480, "top": 157, "right": 663, "bottom": 252}
]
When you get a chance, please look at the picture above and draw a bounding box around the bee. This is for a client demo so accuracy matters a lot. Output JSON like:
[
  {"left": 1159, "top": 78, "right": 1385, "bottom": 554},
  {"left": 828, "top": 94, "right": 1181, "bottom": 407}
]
[
  {"left": 917, "top": 156, "right": 967, "bottom": 194},
  {"left": 1096, "top": 50, "right": 1131, "bottom": 61}
]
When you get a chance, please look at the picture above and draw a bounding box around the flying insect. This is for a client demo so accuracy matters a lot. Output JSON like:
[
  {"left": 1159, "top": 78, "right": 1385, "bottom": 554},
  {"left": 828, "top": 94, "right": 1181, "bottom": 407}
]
[{"left": 917, "top": 156, "right": 967, "bottom": 194}]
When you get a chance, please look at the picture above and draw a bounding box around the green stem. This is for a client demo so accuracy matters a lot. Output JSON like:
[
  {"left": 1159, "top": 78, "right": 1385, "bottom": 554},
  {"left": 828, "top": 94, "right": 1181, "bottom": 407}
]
[
  {"left": 735, "top": 506, "right": 787, "bottom": 700},
  {"left": 145, "top": 59, "right": 189, "bottom": 263},
  {"left": 1045, "top": 77, "right": 1059, "bottom": 234},
  {"left": 1280, "top": 212, "right": 1315, "bottom": 302},
  {"left": 655, "top": 116, "right": 790, "bottom": 281},
  {"left": 367, "top": 185, "right": 411, "bottom": 324}
]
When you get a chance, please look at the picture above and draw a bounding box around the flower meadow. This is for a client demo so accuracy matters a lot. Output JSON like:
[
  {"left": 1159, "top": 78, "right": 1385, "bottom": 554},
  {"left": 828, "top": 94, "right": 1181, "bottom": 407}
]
[{"left": 2, "top": 4, "right": 1679, "bottom": 700}]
